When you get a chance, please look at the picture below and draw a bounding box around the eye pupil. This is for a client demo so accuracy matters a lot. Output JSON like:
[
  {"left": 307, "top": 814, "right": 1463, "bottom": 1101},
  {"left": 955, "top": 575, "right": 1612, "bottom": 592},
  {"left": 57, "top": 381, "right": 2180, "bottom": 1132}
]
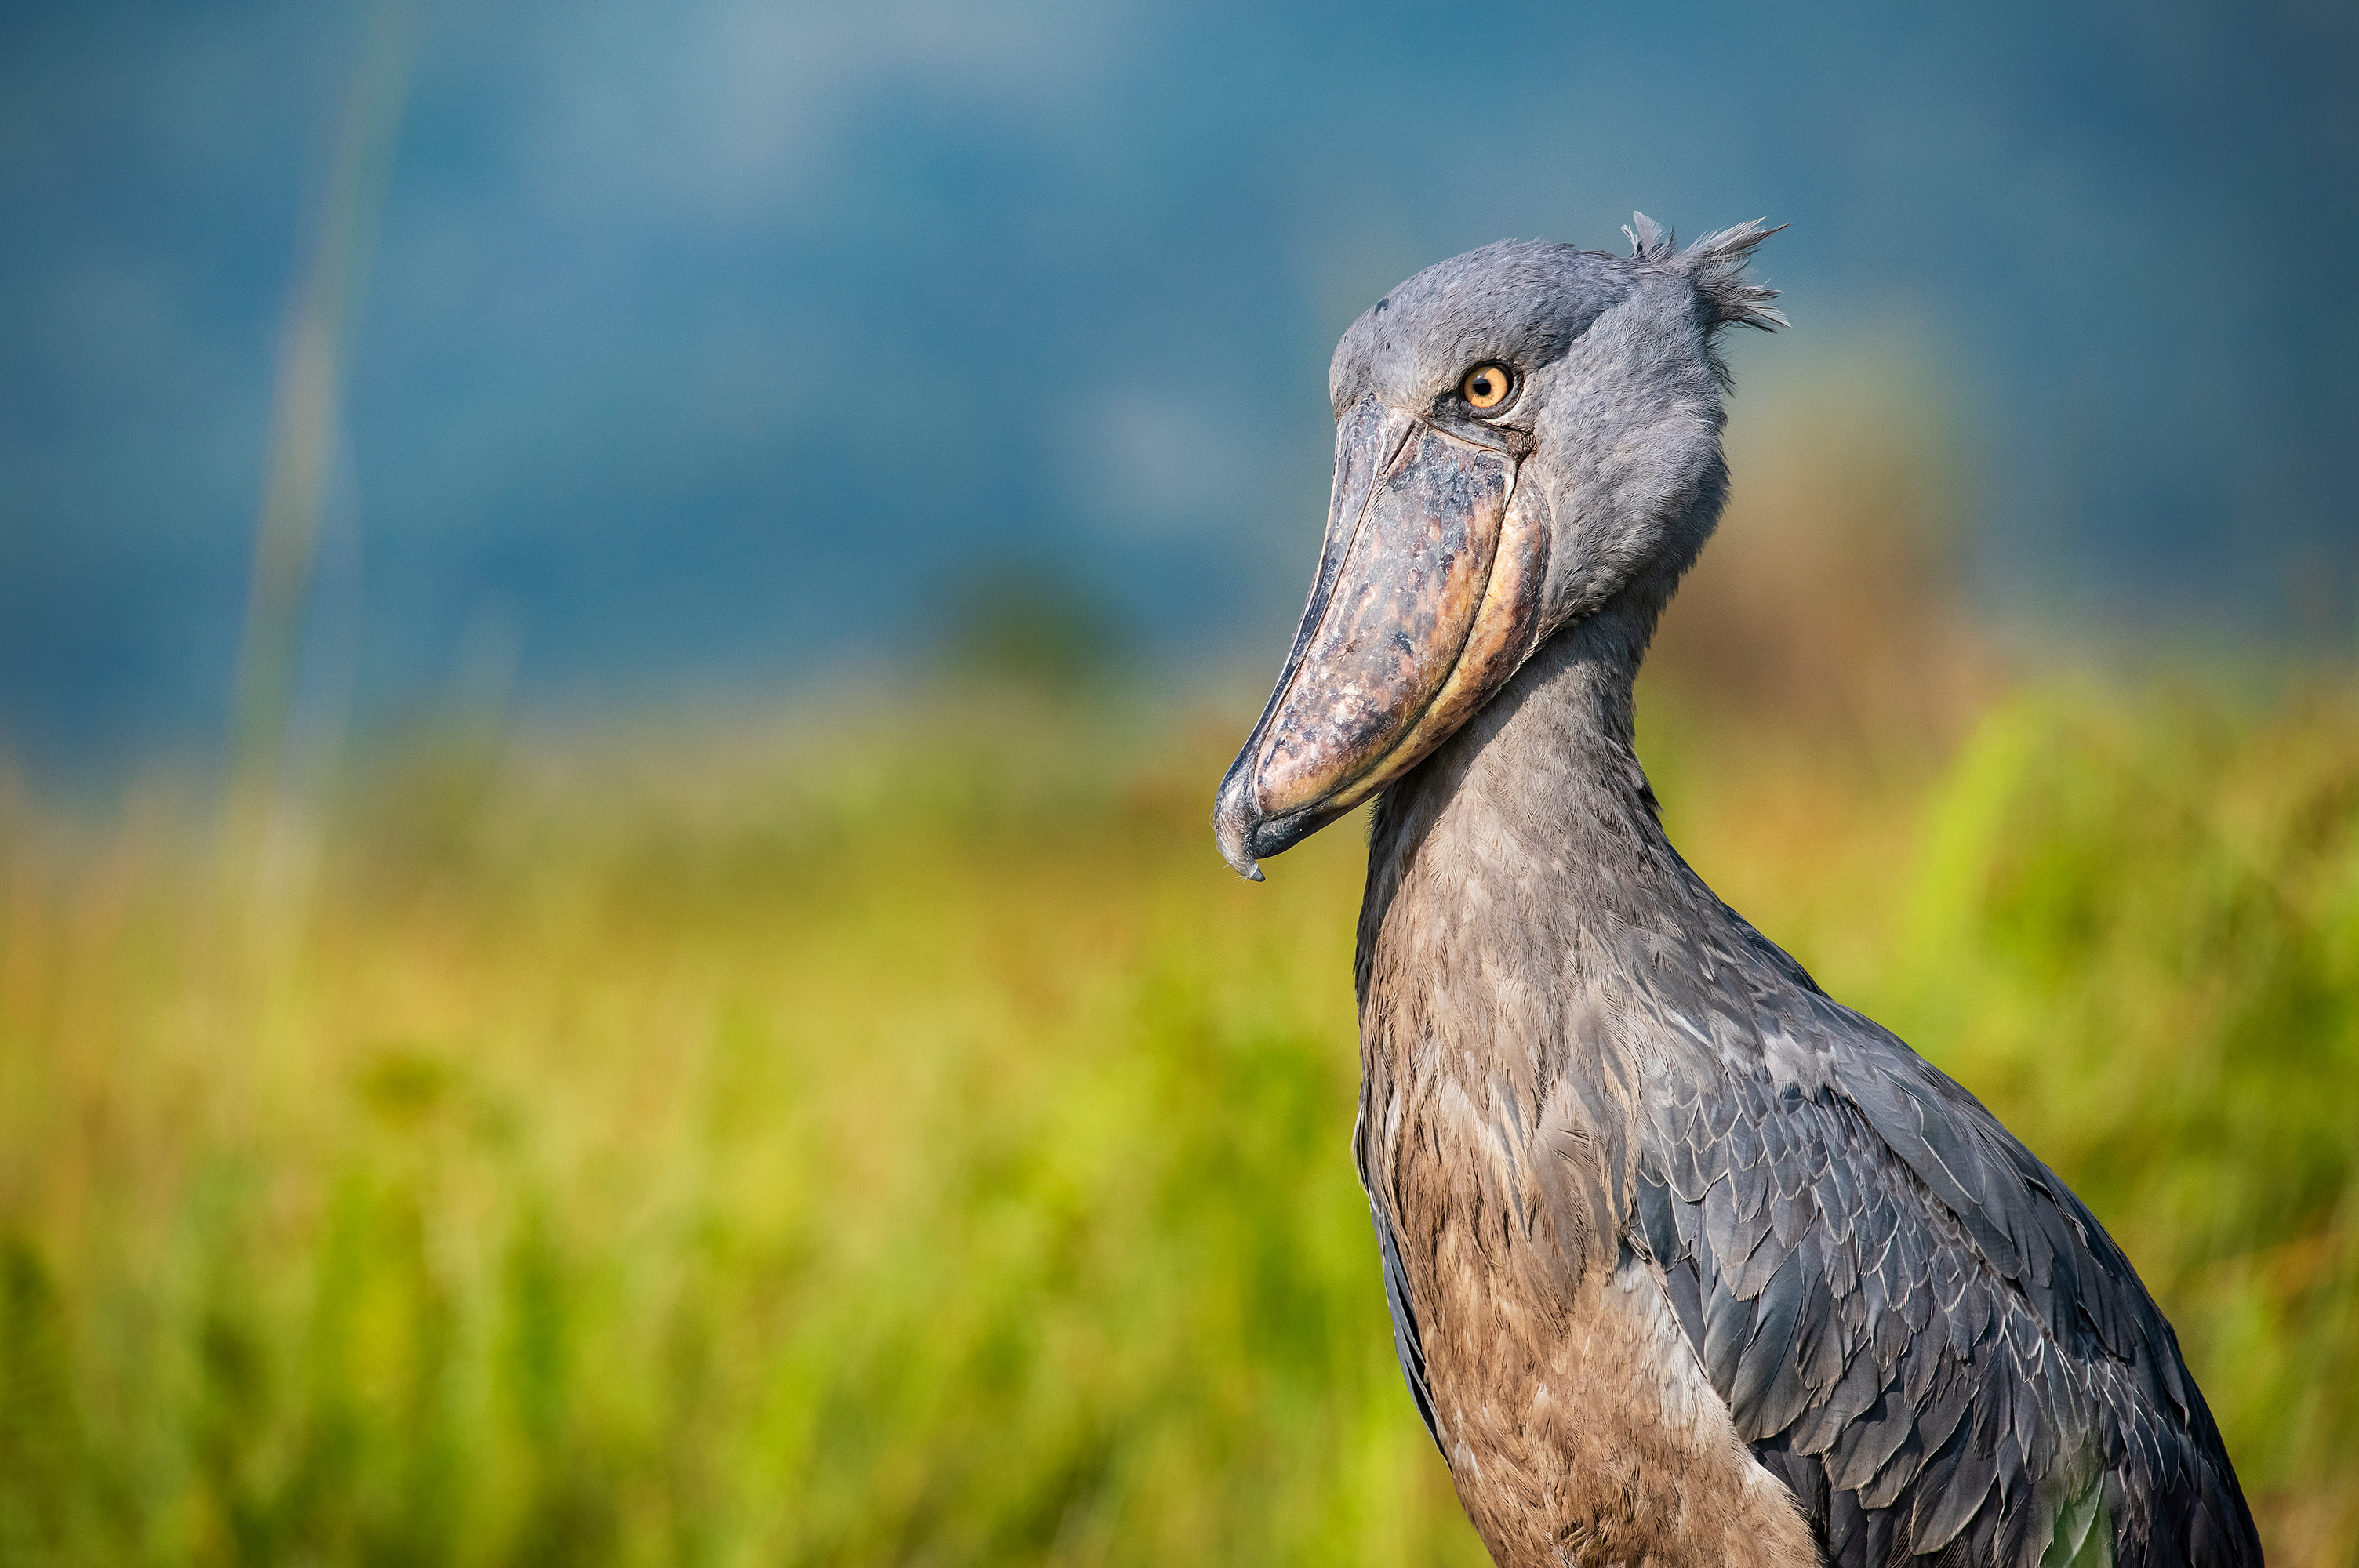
[{"left": 1462, "top": 364, "right": 1509, "bottom": 408}]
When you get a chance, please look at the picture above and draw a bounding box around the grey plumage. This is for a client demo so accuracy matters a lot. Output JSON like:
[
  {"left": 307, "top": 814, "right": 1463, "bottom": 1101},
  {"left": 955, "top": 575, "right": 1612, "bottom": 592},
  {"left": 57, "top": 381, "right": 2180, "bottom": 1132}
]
[{"left": 1217, "top": 217, "right": 2260, "bottom": 1568}]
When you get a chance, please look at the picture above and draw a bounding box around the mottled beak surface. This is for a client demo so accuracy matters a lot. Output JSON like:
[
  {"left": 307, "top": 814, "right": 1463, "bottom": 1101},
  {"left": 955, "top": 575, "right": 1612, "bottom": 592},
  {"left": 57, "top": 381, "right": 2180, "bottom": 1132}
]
[{"left": 1215, "top": 396, "right": 1549, "bottom": 879}]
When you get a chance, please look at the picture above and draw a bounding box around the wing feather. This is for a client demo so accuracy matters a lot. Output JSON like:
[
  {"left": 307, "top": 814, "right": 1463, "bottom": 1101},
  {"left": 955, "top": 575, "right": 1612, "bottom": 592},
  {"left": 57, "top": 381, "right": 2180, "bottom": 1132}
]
[{"left": 1619, "top": 917, "right": 2261, "bottom": 1568}]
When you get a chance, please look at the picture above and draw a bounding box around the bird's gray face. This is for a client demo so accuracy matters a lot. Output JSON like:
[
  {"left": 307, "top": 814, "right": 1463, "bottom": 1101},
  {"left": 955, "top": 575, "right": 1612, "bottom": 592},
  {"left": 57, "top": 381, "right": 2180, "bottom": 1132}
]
[{"left": 1214, "top": 238, "right": 1735, "bottom": 878}]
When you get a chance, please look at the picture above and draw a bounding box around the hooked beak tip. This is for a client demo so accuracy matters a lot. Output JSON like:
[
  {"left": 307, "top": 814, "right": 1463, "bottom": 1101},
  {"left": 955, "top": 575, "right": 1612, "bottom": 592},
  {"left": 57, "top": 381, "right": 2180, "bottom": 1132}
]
[{"left": 1213, "top": 764, "right": 1265, "bottom": 881}]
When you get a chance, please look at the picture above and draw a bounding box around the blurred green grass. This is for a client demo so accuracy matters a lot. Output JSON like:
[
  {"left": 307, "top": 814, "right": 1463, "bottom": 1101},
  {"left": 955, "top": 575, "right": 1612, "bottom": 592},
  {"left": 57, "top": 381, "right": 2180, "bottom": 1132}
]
[
  {"left": 0, "top": 699, "right": 1479, "bottom": 1567},
  {"left": 0, "top": 672, "right": 2351, "bottom": 1567}
]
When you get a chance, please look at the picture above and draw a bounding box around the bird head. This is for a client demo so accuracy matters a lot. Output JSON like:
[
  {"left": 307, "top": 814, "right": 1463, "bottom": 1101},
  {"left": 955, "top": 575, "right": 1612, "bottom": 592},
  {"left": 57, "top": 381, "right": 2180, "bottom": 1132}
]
[{"left": 1213, "top": 216, "right": 1785, "bottom": 880}]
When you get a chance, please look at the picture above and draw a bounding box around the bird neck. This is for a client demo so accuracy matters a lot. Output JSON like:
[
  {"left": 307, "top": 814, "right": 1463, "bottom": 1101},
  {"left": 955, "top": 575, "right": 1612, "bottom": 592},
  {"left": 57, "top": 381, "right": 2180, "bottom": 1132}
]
[{"left": 1358, "top": 590, "right": 1715, "bottom": 1012}]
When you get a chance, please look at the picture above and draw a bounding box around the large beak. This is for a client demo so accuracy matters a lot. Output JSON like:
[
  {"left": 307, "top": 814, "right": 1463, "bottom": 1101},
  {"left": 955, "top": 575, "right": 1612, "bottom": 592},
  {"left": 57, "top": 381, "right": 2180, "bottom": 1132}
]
[{"left": 1214, "top": 395, "right": 1550, "bottom": 879}]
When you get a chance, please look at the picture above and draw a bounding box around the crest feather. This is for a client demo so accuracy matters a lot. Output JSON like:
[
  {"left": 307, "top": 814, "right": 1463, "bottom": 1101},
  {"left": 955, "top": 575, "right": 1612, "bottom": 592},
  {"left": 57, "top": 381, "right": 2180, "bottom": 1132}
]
[
  {"left": 1676, "top": 216, "right": 1790, "bottom": 332},
  {"left": 1626, "top": 212, "right": 1788, "bottom": 331},
  {"left": 1625, "top": 211, "right": 1787, "bottom": 387},
  {"left": 1622, "top": 211, "right": 1674, "bottom": 261}
]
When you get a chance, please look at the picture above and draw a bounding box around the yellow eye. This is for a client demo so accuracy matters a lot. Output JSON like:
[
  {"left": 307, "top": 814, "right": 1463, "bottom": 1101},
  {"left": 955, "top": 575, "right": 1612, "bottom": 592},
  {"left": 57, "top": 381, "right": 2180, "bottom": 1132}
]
[{"left": 1461, "top": 363, "right": 1512, "bottom": 410}]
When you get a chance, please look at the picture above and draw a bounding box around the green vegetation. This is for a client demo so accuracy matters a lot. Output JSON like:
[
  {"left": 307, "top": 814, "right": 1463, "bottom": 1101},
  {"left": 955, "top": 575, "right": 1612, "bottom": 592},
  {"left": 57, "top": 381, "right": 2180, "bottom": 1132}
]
[{"left": 0, "top": 675, "right": 2352, "bottom": 1566}]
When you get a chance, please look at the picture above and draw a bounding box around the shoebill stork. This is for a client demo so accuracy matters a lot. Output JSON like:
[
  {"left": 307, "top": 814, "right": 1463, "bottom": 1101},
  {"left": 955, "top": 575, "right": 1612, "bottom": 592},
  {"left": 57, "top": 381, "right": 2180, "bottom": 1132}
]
[{"left": 1212, "top": 218, "right": 2259, "bottom": 1568}]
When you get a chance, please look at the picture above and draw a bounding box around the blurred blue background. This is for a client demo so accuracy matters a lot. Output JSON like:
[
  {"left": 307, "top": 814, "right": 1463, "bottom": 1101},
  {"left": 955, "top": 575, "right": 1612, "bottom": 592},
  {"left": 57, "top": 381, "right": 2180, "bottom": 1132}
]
[{"left": 3, "top": 0, "right": 2354, "bottom": 774}]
